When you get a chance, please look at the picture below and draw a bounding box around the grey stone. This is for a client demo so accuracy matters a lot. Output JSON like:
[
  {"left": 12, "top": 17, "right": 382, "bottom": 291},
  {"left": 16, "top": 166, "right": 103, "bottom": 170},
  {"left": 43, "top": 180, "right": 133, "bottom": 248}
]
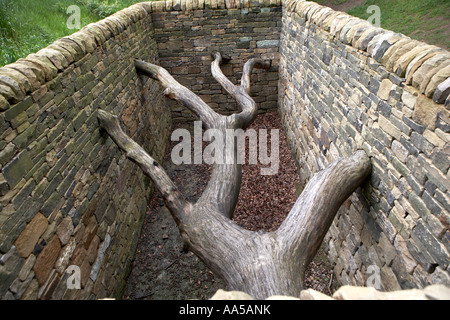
[
  {"left": 408, "top": 192, "right": 430, "bottom": 219},
  {"left": 256, "top": 40, "right": 279, "bottom": 48},
  {"left": 410, "top": 132, "right": 433, "bottom": 155},
  {"left": 0, "top": 247, "right": 24, "bottom": 297},
  {"left": 413, "top": 221, "right": 449, "bottom": 269},
  {"left": 432, "top": 76, "right": 450, "bottom": 103},
  {"left": 90, "top": 233, "right": 111, "bottom": 282},
  {"left": 2, "top": 151, "right": 33, "bottom": 188}
]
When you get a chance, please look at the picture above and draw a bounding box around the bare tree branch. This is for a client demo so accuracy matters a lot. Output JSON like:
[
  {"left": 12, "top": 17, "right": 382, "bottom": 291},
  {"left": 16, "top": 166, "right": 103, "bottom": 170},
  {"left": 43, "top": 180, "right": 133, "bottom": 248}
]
[
  {"left": 211, "top": 52, "right": 237, "bottom": 98},
  {"left": 241, "top": 58, "right": 271, "bottom": 94},
  {"left": 135, "top": 60, "right": 220, "bottom": 129},
  {"left": 277, "top": 150, "right": 372, "bottom": 273},
  {"left": 210, "top": 52, "right": 271, "bottom": 129}
]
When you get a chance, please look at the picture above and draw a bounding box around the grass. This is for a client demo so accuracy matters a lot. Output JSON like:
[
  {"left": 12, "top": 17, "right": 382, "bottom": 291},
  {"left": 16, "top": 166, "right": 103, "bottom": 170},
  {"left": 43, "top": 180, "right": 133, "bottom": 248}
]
[
  {"left": 314, "top": 0, "right": 450, "bottom": 50},
  {"left": 0, "top": 0, "right": 146, "bottom": 66}
]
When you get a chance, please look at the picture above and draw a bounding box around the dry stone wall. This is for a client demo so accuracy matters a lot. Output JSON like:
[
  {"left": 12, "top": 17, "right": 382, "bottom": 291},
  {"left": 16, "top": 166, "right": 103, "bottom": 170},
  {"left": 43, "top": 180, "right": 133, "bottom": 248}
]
[
  {"left": 0, "top": 3, "right": 171, "bottom": 299},
  {"left": 279, "top": 0, "right": 450, "bottom": 290},
  {"left": 149, "top": 0, "right": 283, "bottom": 121}
]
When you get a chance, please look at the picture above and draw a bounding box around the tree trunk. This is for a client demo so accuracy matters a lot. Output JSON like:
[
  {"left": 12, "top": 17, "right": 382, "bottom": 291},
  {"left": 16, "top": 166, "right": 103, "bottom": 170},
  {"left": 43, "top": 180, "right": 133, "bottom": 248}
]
[{"left": 98, "top": 53, "right": 372, "bottom": 299}]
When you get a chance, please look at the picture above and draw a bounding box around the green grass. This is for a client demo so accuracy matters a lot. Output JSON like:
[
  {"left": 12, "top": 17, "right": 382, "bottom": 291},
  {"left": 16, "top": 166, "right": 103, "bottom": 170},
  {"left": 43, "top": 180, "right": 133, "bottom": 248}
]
[
  {"left": 348, "top": 0, "right": 450, "bottom": 49},
  {"left": 314, "top": 0, "right": 450, "bottom": 50},
  {"left": 0, "top": 0, "right": 146, "bottom": 67}
]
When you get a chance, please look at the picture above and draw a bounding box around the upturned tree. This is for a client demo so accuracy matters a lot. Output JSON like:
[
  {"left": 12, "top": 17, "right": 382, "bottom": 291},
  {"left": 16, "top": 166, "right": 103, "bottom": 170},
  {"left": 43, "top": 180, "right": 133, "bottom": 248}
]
[{"left": 97, "top": 53, "right": 371, "bottom": 299}]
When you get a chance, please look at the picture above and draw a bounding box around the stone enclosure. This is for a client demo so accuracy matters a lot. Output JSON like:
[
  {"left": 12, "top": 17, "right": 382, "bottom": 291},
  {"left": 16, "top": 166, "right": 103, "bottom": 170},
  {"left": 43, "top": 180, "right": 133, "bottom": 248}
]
[{"left": 0, "top": 0, "right": 449, "bottom": 299}]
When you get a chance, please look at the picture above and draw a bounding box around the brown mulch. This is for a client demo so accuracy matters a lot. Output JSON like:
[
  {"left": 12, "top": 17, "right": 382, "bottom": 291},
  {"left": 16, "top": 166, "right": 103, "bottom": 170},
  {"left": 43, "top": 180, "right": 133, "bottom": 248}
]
[
  {"left": 123, "top": 110, "right": 335, "bottom": 299},
  {"left": 232, "top": 111, "right": 300, "bottom": 232}
]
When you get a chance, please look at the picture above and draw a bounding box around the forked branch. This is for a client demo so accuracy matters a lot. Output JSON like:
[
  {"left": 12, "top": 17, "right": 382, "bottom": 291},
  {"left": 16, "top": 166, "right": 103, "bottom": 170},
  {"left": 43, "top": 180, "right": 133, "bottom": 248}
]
[{"left": 211, "top": 52, "right": 271, "bottom": 129}]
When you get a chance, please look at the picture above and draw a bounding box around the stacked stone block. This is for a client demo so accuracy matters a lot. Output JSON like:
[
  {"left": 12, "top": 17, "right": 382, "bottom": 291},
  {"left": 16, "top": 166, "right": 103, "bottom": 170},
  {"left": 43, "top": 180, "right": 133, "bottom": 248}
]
[
  {"left": 0, "top": 3, "right": 171, "bottom": 299},
  {"left": 149, "top": 0, "right": 283, "bottom": 121},
  {"left": 279, "top": 0, "right": 449, "bottom": 290}
]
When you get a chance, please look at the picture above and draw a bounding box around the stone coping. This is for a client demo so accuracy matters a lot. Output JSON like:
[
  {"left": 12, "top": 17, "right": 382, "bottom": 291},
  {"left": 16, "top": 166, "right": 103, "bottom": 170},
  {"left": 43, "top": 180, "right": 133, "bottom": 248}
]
[{"left": 283, "top": 0, "right": 450, "bottom": 105}]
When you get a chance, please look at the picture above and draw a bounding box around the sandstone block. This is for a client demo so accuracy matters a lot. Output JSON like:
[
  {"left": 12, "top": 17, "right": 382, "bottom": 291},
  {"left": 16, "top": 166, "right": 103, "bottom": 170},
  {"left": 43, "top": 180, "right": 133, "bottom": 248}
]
[
  {"left": 33, "top": 235, "right": 61, "bottom": 285},
  {"left": 0, "top": 94, "right": 9, "bottom": 111},
  {"left": 14, "top": 213, "right": 48, "bottom": 258},
  {"left": 322, "top": 12, "right": 344, "bottom": 31},
  {"left": 411, "top": 53, "right": 450, "bottom": 92},
  {"left": 311, "top": 7, "right": 333, "bottom": 26},
  {"left": 36, "top": 48, "right": 69, "bottom": 71},
  {"left": 0, "top": 84, "right": 17, "bottom": 104},
  {"left": 4, "top": 63, "right": 41, "bottom": 91},
  {"left": 412, "top": 95, "right": 442, "bottom": 130},
  {"left": 391, "top": 140, "right": 409, "bottom": 163},
  {"left": 299, "top": 289, "right": 334, "bottom": 300},
  {"left": 0, "top": 75, "right": 24, "bottom": 103},
  {"left": 384, "top": 39, "right": 417, "bottom": 72},
  {"left": 379, "top": 115, "right": 402, "bottom": 140},
  {"left": 0, "top": 68, "right": 31, "bottom": 94},
  {"left": 356, "top": 28, "right": 385, "bottom": 51},
  {"left": 338, "top": 19, "right": 363, "bottom": 43},
  {"left": 56, "top": 216, "right": 74, "bottom": 246},
  {"left": 405, "top": 48, "right": 444, "bottom": 84},
  {"left": 347, "top": 21, "right": 371, "bottom": 46},
  {"left": 55, "top": 237, "right": 76, "bottom": 274},
  {"left": 394, "top": 44, "right": 434, "bottom": 77},
  {"left": 330, "top": 15, "right": 353, "bottom": 37},
  {"left": 377, "top": 78, "right": 393, "bottom": 100},
  {"left": 401, "top": 89, "right": 417, "bottom": 109},
  {"left": 23, "top": 54, "right": 58, "bottom": 81},
  {"left": 210, "top": 289, "right": 253, "bottom": 300},
  {"left": 372, "top": 34, "right": 405, "bottom": 62}
]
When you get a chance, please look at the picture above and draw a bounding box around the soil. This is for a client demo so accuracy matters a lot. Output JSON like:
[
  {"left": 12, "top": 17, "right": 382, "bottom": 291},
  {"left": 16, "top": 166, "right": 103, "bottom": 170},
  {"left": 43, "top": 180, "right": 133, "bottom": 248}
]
[{"left": 122, "top": 111, "right": 336, "bottom": 300}]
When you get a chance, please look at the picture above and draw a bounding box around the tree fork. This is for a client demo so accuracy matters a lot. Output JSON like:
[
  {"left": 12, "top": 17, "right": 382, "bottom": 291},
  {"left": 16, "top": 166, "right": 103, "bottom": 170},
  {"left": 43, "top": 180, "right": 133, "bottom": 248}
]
[{"left": 98, "top": 54, "right": 372, "bottom": 299}]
